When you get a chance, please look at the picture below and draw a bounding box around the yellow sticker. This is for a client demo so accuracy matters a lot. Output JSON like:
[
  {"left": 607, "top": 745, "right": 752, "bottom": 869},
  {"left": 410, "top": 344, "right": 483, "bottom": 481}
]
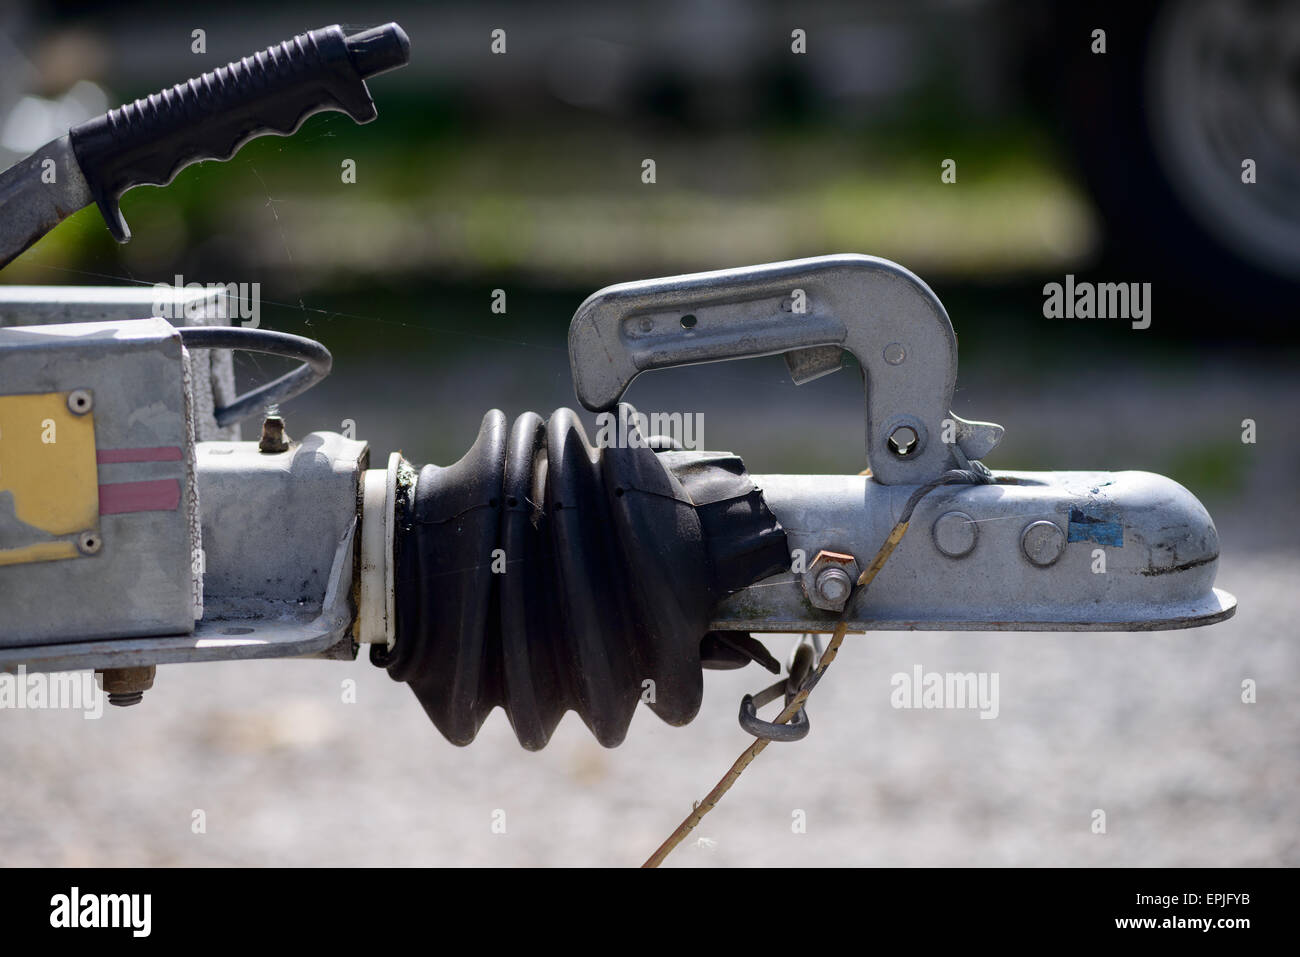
[{"left": 0, "top": 391, "right": 98, "bottom": 565}]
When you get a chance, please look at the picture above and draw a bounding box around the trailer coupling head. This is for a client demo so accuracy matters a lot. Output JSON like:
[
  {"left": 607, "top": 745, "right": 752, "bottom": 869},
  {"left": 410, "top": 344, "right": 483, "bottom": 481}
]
[
  {"left": 352, "top": 255, "right": 1235, "bottom": 747},
  {"left": 0, "top": 23, "right": 1233, "bottom": 748}
]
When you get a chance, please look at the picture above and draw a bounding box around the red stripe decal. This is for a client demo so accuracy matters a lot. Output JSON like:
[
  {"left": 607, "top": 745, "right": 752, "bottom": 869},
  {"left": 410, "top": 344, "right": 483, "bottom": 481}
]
[
  {"left": 96, "top": 446, "right": 184, "bottom": 464},
  {"left": 99, "top": 479, "right": 181, "bottom": 515}
]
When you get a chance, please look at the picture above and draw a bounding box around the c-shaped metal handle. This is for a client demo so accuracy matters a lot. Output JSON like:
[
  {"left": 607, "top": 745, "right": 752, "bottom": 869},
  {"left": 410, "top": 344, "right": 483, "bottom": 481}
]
[{"left": 567, "top": 254, "right": 1002, "bottom": 485}]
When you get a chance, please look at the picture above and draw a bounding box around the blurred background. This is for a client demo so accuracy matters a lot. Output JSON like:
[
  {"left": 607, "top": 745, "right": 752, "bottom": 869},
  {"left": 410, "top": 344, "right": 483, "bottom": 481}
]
[{"left": 0, "top": 0, "right": 1297, "bottom": 866}]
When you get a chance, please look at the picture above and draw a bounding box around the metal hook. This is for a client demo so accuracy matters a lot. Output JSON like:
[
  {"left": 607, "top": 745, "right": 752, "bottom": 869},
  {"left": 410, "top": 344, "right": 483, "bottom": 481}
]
[
  {"left": 737, "top": 636, "right": 820, "bottom": 742},
  {"left": 739, "top": 691, "right": 809, "bottom": 742}
]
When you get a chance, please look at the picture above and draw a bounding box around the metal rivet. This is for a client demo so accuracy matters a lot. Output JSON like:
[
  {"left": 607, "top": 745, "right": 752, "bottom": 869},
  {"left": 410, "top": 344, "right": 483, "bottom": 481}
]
[
  {"left": 67, "top": 389, "right": 93, "bottom": 415},
  {"left": 77, "top": 530, "right": 102, "bottom": 555},
  {"left": 1021, "top": 520, "right": 1065, "bottom": 566},
  {"left": 883, "top": 342, "right": 906, "bottom": 365},
  {"left": 933, "top": 510, "right": 978, "bottom": 558},
  {"left": 638, "top": 317, "right": 654, "bottom": 333}
]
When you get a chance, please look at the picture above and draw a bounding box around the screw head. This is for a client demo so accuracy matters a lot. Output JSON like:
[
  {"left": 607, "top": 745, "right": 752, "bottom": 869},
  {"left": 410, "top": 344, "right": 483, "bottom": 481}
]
[
  {"left": 1021, "top": 520, "right": 1065, "bottom": 566},
  {"left": 67, "top": 389, "right": 93, "bottom": 415},
  {"left": 933, "top": 510, "right": 978, "bottom": 558}
]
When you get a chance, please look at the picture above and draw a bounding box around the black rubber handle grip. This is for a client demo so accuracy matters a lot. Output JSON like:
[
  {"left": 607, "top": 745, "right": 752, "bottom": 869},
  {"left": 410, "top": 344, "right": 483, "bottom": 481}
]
[{"left": 69, "top": 22, "right": 409, "bottom": 242}]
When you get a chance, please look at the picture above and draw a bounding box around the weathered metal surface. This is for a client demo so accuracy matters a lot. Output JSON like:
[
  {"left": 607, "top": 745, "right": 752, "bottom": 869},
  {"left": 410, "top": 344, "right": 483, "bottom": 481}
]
[
  {"left": 568, "top": 254, "right": 1004, "bottom": 485},
  {"left": 1, "top": 430, "right": 365, "bottom": 671},
  {"left": 0, "top": 284, "right": 242, "bottom": 441},
  {"left": 712, "top": 470, "right": 1237, "bottom": 632},
  {"left": 1, "top": 517, "right": 357, "bottom": 673},
  {"left": 0, "top": 318, "right": 198, "bottom": 645},
  {"left": 194, "top": 430, "right": 366, "bottom": 623}
]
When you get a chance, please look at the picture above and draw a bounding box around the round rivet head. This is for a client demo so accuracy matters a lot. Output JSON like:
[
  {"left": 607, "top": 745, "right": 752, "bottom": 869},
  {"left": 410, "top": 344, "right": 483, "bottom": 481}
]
[
  {"left": 933, "top": 510, "right": 978, "bottom": 558},
  {"left": 1021, "top": 520, "right": 1065, "bottom": 566},
  {"left": 67, "top": 389, "right": 93, "bottom": 415},
  {"left": 77, "top": 530, "right": 102, "bottom": 555},
  {"left": 883, "top": 342, "right": 906, "bottom": 365}
]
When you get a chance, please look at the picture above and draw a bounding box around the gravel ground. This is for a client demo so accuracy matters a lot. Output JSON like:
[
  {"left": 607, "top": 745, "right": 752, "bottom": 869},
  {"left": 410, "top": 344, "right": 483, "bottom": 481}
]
[
  {"left": 1, "top": 524, "right": 1294, "bottom": 868},
  {"left": 1, "top": 357, "right": 1296, "bottom": 868}
]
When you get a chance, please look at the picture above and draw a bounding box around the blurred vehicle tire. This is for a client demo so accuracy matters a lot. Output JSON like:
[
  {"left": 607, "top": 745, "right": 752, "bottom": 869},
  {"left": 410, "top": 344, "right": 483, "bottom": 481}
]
[{"left": 1049, "top": 0, "right": 1300, "bottom": 323}]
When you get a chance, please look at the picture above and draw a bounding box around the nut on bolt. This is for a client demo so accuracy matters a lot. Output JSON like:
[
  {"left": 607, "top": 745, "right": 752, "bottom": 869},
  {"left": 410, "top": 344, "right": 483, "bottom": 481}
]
[
  {"left": 98, "top": 665, "right": 156, "bottom": 707},
  {"left": 803, "top": 550, "right": 860, "bottom": 613},
  {"left": 258, "top": 406, "right": 290, "bottom": 453}
]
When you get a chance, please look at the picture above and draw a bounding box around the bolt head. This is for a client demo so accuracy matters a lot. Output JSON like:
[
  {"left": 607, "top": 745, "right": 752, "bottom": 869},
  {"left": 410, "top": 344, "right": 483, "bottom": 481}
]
[
  {"left": 803, "top": 549, "right": 859, "bottom": 612},
  {"left": 1021, "top": 520, "right": 1065, "bottom": 566}
]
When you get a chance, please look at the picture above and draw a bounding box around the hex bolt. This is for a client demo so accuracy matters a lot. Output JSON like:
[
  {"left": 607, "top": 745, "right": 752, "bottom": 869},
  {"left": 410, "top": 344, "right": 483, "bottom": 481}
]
[
  {"left": 803, "top": 549, "right": 860, "bottom": 613},
  {"left": 1021, "top": 520, "right": 1066, "bottom": 566},
  {"left": 258, "top": 406, "right": 290, "bottom": 453},
  {"left": 933, "top": 510, "right": 978, "bottom": 558},
  {"left": 66, "top": 389, "right": 93, "bottom": 415},
  {"left": 99, "top": 665, "right": 156, "bottom": 707},
  {"left": 815, "top": 565, "right": 851, "bottom": 606}
]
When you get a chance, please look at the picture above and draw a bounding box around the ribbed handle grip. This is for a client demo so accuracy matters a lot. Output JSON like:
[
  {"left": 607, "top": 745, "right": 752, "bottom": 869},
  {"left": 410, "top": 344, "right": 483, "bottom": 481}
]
[{"left": 69, "top": 22, "right": 409, "bottom": 241}]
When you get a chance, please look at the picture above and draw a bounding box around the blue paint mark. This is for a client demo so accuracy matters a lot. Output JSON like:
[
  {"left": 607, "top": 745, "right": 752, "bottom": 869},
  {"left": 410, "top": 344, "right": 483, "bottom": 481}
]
[{"left": 1067, "top": 506, "right": 1123, "bottom": 546}]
